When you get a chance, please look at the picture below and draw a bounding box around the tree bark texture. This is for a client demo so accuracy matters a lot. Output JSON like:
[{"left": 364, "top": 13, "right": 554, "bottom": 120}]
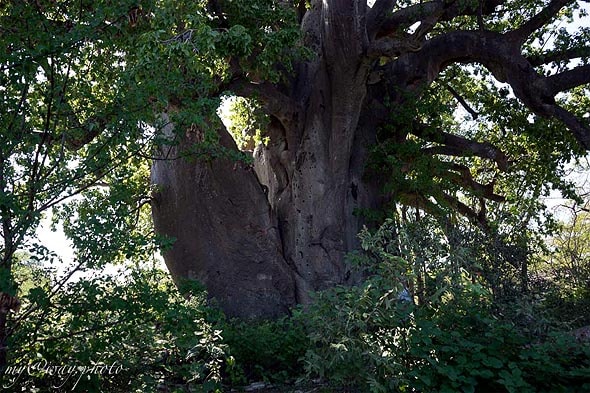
[{"left": 151, "top": 0, "right": 590, "bottom": 318}]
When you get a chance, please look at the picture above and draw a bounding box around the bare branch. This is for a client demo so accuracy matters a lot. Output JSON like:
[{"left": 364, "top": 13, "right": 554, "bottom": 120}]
[
  {"left": 444, "top": 83, "right": 479, "bottom": 119},
  {"left": 508, "top": 0, "right": 575, "bottom": 45}
]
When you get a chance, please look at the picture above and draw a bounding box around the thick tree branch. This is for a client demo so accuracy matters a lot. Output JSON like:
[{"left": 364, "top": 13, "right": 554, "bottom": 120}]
[
  {"left": 378, "top": 1, "right": 443, "bottom": 36},
  {"left": 367, "top": 0, "right": 398, "bottom": 39},
  {"left": 207, "top": 0, "right": 229, "bottom": 28},
  {"left": 64, "top": 116, "right": 106, "bottom": 150},
  {"left": 398, "top": 191, "right": 442, "bottom": 215},
  {"left": 552, "top": 106, "right": 590, "bottom": 148},
  {"left": 383, "top": 29, "right": 590, "bottom": 149},
  {"left": 440, "top": 192, "right": 490, "bottom": 229},
  {"left": 546, "top": 65, "right": 590, "bottom": 95},
  {"left": 445, "top": 163, "right": 505, "bottom": 202},
  {"left": 367, "top": 34, "right": 423, "bottom": 58},
  {"left": 377, "top": 0, "right": 504, "bottom": 38},
  {"left": 508, "top": 0, "right": 574, "bottom": 45},
  {"left": 296, "top": 0, "right": 307, "bottom": 23},
  {"left": 412, "top": 123, "right": 508, "bottom": 170},
  {"left": 527, "top": 46, "right": 590, "bottom": 66},
  {"left": 398, "top": 189, "right": 490, "bottom": 229},
  {"left": 225, "top": 79, "right": 299, "bottom": 129}
]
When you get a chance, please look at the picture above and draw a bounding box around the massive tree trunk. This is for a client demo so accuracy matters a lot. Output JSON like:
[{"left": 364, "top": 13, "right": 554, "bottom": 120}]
[
  {"left": 151, "top": 0, "right": 590, "bottom": 318},
  {"left": 152, "top": 2, "right": 380, "bottom": 317},
  {"left": 151, "top": 116, "right": 298, "bottom": 318}
]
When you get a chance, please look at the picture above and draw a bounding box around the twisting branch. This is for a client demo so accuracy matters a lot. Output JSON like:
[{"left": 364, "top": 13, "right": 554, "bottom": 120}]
[
  {"left": 527, "top": 46, "right": 590, "bottom": 66},
  {"left": 412, "top": 122, "right": 509, "bottom": 170},
  {"left": 508, "top": 0, "right": 574, "bottom": 45},
  {"left": 546, "top": 64, "right": 590, "bottom": 95},
  {"left": 383, "top": 28, "right": 590, "bottom": 149}
]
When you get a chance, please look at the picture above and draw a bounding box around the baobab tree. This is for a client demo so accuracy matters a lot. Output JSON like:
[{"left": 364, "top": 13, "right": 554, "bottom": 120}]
[
  {"left": 1, "top": 0, "right": 588, "bottom": 322},
  {"left": 150, "top": 0, "right": 590, "bottom": 317}
]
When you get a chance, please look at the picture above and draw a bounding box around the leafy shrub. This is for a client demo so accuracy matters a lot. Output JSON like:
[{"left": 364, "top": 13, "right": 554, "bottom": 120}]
[
  {"left": 305, "top": 273, "right": 590, "bottom": 393},
  {"left": 303, "top": 221, "right": 590, "bottom": 393},
  {"left": 7, "top": 267, "right": 227, "bottom": 393},
  {"left": 217, "top": 313, "right": 309, "bottom": 385}
]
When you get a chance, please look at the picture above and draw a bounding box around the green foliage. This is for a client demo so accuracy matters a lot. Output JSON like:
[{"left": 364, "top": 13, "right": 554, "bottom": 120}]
[
  {"left": 217, "top": 0, "right": 303, "bottom": 82},
  {"left": 7, "top": 267, "right": 227, "bottom": 392},
  {"left": 537, "top": 197, "right": 590, "bottom": 327},
  {"left": 1, "top": 0, "right": 589, "bottom": 392},
  {"left": 217, "top": 314, "right": 309, "bottom": 385},
  {"left": 223, "top": 96, "right": 270, "bottom": 151},
  {"left": 11, "top": 252, "right": 51, "bottom": 297},
  {"left": 52, "top": 157, "right": 154, "bottom": 268},
  {"left": 371, "top": 64, "right": 581, "bottom": 244},
  {"left": 0, "top": 1, "right": 305, "bottom": 389},
  {"left": 0, "top": 0, "right": 162, "bottom": 297},
  {"left": 303, "top": 219, "right": 590, "bottom": 393}
]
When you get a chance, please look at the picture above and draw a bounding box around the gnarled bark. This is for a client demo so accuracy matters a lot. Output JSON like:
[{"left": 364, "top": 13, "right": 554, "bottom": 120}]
[
  {"left": 151, "top": 118, "right": 296, "bottom": 318},
  {"left": 152, "top": 1, "right": 381, "bottom": 317},
  {"left": 151, "top": 0, "right": 590, "bottom": 318}
]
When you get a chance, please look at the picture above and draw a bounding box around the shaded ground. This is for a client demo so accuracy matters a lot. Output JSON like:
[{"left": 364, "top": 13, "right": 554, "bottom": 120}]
[{"left": 231, "top": 381, "right": 359, "bottom": 393}]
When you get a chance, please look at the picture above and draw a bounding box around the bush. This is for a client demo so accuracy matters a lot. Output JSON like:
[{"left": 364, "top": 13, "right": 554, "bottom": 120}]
[
  {"left": 302, "top": 221, "right": 590, "bottom": 393},
  {"left": 218, "top": 313, "right": 309, "bottom": 385},
  {"left": 7, "top": 267, "right": 227, "bottom": 393},
  {"left": 304, "top": 274, "right": 590, "bottom": 392}
]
